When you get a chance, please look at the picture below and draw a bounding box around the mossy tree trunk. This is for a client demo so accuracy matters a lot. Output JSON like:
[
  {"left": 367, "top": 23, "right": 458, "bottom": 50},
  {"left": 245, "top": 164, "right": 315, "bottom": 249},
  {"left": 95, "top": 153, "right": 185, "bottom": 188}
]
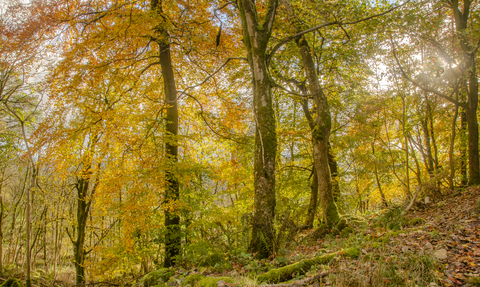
[
  {"left": 68, "top": 140, "right": 99, "bottom": 286},
  {"left": 151, "top": 0, "right": 181, "bottom": 267},
  {"left": 328, "top": 145, "right": 340, "bottom": 202},
  {"left": 237, "top": 0, "right": 279, "bottom": 259},
  {"left": 304, "top": 166, "right": 318, "bottom": 228},
  {"left": 284, "top": 0, "right": 340, "bottom": 226}
]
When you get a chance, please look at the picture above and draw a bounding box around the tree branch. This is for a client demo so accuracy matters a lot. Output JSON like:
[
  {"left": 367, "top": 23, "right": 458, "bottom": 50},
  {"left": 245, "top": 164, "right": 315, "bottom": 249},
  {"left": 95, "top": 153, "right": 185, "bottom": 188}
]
[
  {"left": 390, "top": 37, "right": 463, "bottom": 107},
  {"left": 269, "top": 0, "right": 410, "bottom": 61}
]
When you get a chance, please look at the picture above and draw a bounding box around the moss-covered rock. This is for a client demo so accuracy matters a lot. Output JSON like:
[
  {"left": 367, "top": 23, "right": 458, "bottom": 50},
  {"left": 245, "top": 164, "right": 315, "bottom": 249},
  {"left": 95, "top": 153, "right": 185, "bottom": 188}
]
[
  {"left": 310, "top": 223, "right": 329, "bottom": 240},
  {"left": 198, "top": 276, "right": 234, "bottom": 287},
  {"left": 336, "top": 218, "right": 347, "bottom": 231},
  {"left": 340, "top": 226, "right": 353, "bottom": 238},
  {"left": 142, "top": 268, "right": 175, "bottom": 287},
  {"left": 0, "top": 279, "right": 24, "bottom": 287},
  {"left": 257, "top": 248, "right": 359, "bottom": 284},
  {"left": 184, "top": 273, "right": 206, "bottom": 286}
]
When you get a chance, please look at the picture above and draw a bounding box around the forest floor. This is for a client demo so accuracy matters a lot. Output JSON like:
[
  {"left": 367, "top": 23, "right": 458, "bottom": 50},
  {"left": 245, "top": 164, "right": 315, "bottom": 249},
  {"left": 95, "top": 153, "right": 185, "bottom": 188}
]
[
  {"left": 155, "top": 186, "right": 480, "bottom": 287},
  {"left": 3, "top": 187, "right": 480, "bottom": 287}
]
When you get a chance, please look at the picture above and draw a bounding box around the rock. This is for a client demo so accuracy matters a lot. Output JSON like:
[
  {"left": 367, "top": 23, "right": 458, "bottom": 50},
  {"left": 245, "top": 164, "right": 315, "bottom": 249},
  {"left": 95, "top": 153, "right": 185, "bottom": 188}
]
[
  {"left": 425, "top": 196, "right": 431, "bottom": 205},
  {"left": 216, "top": 280, "right": 226, "bottom": 287},
  {"left": 424, "top": 241, "right": 433, "bottom": 250},
  {"left": 434, "top": 249, "right": 448, "bottom": 260}
]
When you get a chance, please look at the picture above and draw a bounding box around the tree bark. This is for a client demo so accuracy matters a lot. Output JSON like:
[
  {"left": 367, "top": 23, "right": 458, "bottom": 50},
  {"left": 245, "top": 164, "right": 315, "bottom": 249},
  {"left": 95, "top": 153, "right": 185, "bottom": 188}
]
[
  {"left": 68, "top": 138, "right": 99, "bottom": 286},
  {"left": 0, "top": 168, "right": 4, "bottom": 274},
  {"left": 151, "top": 0, "right": 181, "bottom": 267},
  {"left": 449, "top": 101, "right": 459, "bottom": 189},
  {"left": 460, "top": 106, "right": 468, "bottom": 186},
  {"left": 421, "top": 95, "right": 435, "bottom": 178},
  {"left": 304, "top": 167, "right": 318, "bottom": 228},
  {"left": 237, "top": 0, "right": 278, "bottom": 259},
  {"left": 401, "top": 96, "right": 411, "bottom": 198},
  {"left": 372, "top": 140, "right": 388, "bottom": 207},
  {"left": 328, "top": 145, "right": 340, "bottom": 202},
  {"left": 73, "top": 177, "right": 89, "bottom": 286}
]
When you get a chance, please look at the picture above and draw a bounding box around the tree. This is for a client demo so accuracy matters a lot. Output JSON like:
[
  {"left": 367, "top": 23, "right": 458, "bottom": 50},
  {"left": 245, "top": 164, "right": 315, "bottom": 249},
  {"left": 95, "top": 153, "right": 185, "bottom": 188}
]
[
  {"left": 237, "top": 0, "right": 279, "bottom": 258},
  {"left": 151, "top": 0, "right": 181, "bottom": 267},
  {"left": 392, "top": 0, "right": 480, "bottom": 185}
]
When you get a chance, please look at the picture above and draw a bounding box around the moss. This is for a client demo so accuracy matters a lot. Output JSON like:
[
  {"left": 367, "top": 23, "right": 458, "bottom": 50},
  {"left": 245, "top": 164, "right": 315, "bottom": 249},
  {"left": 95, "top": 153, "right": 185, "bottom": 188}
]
[
  {"left": 325, "top": 201, "right": 340, "bottom": 227},
  {"left": 142, "top": 268, "right": 175, "bottom": 287},
  {"left": 200, "top": 253, "right": 224, "bottom": 267},
  {"left": 0, "top": 279, "right": 24, "bottom": 287},
  {"left": 336, "top": 218, "right": 347, "bottom": 231},
  {"left": 311, "top": 223, "right": 329, "bottom": 240},
  {"left": 372, "top": 242, "right": 383, "bottom": 249},
  {"left": 468, "top": 276, "right": 480, "bottom": 286},
  {"left": 340, "top": 226, "right": 353, "bottom": 238},
  {"left": 257, "top": 248, "right": 359, "bottom": 284},
  {"left": 407, "top": 217, "right": 427, "bottom": 226},
  {"left": 198, "top": 276, "right": 234, "bottom": 287},
  {"left": 184, "top": 274, "right": 206, "bottom": 286},
  {"left": 312, "top": 111, "right": 331, "bottom": 141},
  {"left": 341, "top": 247, "right": 360, "bottom": 259}
]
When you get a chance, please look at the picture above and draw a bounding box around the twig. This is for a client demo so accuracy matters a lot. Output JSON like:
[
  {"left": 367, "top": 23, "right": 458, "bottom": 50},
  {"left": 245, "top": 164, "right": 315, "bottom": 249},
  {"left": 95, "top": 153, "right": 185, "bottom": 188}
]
[
  {"left": 403, "top": 185, "right": 422, "bottom": 215},
  {"left": 181, "top": 57, "right": 247, "bottom": 92}
]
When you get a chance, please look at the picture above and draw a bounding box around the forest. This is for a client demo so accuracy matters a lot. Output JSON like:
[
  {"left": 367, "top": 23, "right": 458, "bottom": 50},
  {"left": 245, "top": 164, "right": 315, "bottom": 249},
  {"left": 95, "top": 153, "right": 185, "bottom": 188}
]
[{"left": 1, "top": 0, "right": 480, "bottom": 286}]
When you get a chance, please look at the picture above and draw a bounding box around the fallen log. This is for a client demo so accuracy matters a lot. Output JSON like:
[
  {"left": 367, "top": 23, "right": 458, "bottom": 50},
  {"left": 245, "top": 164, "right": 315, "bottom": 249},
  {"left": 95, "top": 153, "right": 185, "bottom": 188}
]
[
  {"left": 257, "top": 248, "right": 359, "bottom": 284},
  {"left": 261, "top": 271, "right": 328, "bottom": 286}
]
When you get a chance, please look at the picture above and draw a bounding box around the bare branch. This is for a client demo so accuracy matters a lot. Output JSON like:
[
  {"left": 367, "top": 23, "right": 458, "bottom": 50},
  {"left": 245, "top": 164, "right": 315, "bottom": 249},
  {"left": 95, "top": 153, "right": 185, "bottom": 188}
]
[{"left": 182, "top": 57, "right": 247, "bottom": 92}]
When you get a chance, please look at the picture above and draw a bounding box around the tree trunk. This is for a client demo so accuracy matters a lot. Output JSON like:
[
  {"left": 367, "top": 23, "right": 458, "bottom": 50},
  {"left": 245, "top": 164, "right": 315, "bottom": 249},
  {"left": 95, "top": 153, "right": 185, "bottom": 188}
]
[
  {"left": 449, "top": 101, "right": 459, "bottom": 189},
  {"left": 73, "top": 176, "right": 90, "bottom": 286},
  {"left": 328, "top": 145, "right": 340, "bottom": 202},
  {"left": 460, "top": 107, "right": 468, "bottom": 185},
  {"left": 0, "top": 169, "right": 5, "bottom": 274},
  {"left": 283, "top": 0, "right": 339, "bottom": 226},
  {"left": 408, "top": 136, "right": 423, "bottom": 186},
  {"left": 451, "top": 0, "right": 480, "bottom": 185},
  {"left": 151, "top": 0, "right": 181, "bottom": 266},
  {"left": 402, "top": 96, "right": 411, "bottom": 198},
  {"left": 304, "top": 167, "right": 318, "bottom": 228},
  {"left": 70, "top": 138, "right": 98, "bottom": 286},
  {"left": 372, "top": 141, "right": 388, "bottom": 208},
  {"left": 237, "top": 0, "right": 278, "bottom": 259},
  {"left": 421, "top": 96, "right": 435, "bottom": 178}
]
